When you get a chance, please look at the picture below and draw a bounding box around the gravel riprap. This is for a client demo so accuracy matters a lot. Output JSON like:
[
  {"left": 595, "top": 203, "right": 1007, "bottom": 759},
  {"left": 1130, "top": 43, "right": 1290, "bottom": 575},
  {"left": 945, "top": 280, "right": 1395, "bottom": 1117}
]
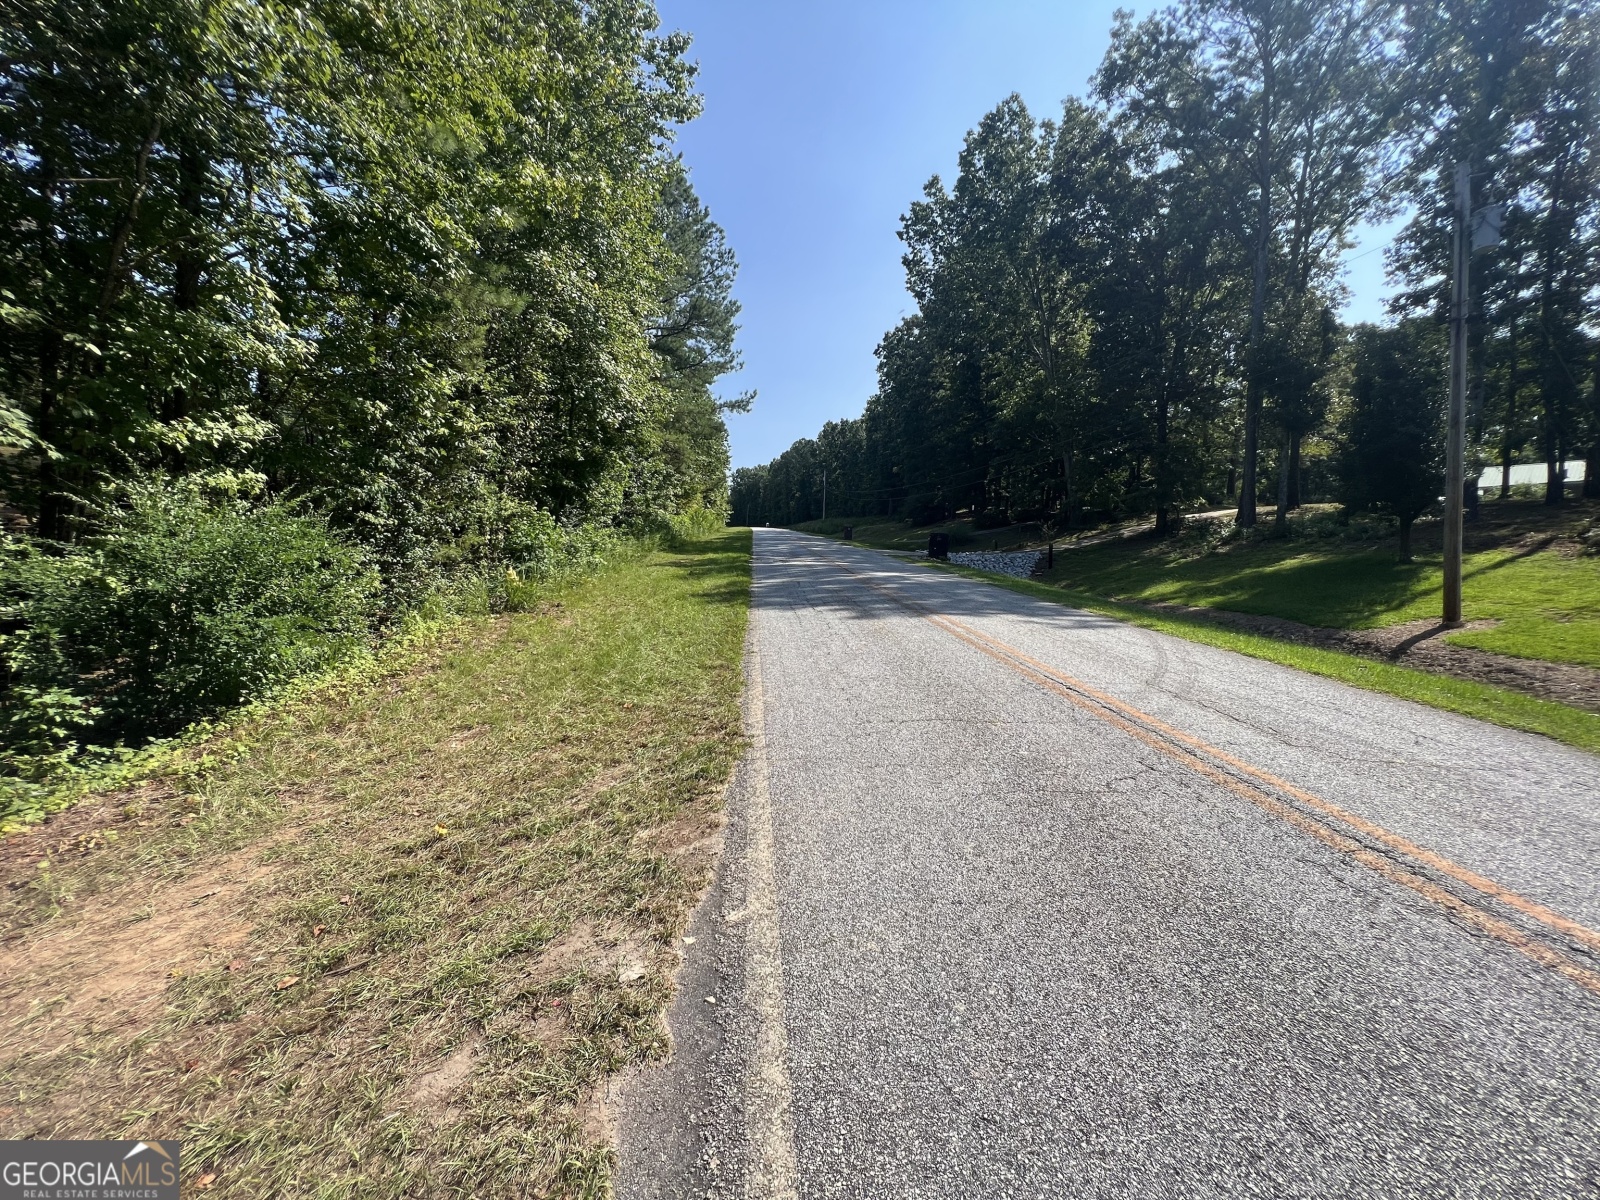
[{"left": 945, "top": 548, "right": 1043, "bottom": 576}]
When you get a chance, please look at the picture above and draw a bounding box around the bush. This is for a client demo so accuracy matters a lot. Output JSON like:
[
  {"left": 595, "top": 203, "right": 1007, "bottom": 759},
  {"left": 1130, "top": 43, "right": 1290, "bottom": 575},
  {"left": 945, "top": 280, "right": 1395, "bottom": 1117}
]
[
  {"left": 663, "top": 499, "right": 729, "bottom": 543},
  {"left": 0, "top": 484, "right": 379, "bottom": 754},
  {"left": 1284, "top": 506, "right": 1402, "bottom": 543},
  {"left": 502, "top": 507, "right": 619, "bottom": 583}
]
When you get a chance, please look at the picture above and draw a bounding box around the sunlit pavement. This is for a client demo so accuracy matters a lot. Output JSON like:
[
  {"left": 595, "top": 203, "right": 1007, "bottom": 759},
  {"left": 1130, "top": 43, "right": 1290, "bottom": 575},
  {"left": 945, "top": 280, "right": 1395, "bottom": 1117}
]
[{"left": 618, "top": 528, "right": 1600, "bottom": 1199}]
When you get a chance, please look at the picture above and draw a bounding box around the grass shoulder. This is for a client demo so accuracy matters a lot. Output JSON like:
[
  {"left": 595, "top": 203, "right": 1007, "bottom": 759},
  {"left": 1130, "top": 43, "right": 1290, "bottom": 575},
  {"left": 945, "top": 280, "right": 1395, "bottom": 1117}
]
[
  {"left": 924, "top": 557, "right": 1600, "bottom": 757},
  {"left": 0, "top": 528, "right": 752, "bottom": 1198},
  {"left": 1033, "top": 500, "right": 1600, "bottom": 669},
  {"left": 800, "top": 500, "right": 1600, "bottom": 671}
]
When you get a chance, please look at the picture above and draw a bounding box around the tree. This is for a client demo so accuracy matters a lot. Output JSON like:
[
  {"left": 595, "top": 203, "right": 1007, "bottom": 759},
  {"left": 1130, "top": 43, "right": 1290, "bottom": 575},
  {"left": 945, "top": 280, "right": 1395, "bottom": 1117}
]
[
  {"left": 1389, "top": 0, "right": 1596, "bottom": 506},
  {"left": 735, "top": 1, "right": 1591, "bottom": 555},
  {"left": 1263, "top": 296, "right": 1340, "bottom": 526},
  {"left": 1098, "top": 0, "right": 1402, "bottom": 526},
  {"left": 0, "top": 0, "right": 732, "bottom": 595},
  {"left": 1082, "top": 96, "right": 1243, "bottom": 535},
  {"left": 1337, "top": 321, "right": 1447, "bottom": 560},
  {"left": 729, "top": 464, "right": 770, "bottom": 526},
  {"left": 631, "top": 161, "right": 749, "bottom": 521}
]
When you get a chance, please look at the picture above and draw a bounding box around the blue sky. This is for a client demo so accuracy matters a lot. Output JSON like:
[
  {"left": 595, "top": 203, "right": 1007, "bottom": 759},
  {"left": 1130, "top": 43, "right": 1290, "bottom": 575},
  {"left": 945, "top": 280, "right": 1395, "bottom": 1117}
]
[{"left": 656, "top": 0, "right": 1402, "bottom": 470}]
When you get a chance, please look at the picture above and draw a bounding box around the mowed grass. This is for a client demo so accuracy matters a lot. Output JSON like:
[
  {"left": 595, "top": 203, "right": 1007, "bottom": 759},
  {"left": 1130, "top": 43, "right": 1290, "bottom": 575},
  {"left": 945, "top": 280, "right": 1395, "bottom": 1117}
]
[
  {"left": 1038, "top": 531, "right": 1600, "bottom": 667},
  {"left": 926, "top": 560, "right": 1600, "bottom": 756},
  {"left": 0, "top": 529, "right": 751, "bottom": 1199},
  {"left": 1020, "top": 501, "right": 1600, "bottom": 669},
  {"left": 800, "top": 501, "right": 1600, "bottom": 669}
]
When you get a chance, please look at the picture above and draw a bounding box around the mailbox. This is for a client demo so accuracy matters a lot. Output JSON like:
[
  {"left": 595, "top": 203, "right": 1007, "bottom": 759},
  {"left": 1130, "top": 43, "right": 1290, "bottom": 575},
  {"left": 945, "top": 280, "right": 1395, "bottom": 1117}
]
[{"left": 928, "top": 532, "right": 950, "bottom": 559}]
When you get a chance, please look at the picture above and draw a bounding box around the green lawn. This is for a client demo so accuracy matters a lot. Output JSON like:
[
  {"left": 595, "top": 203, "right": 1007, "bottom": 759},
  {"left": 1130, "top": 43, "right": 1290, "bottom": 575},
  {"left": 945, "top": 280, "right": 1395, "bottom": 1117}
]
[
  {"left": 1036, "top": 523, "right": 1600, "bottom": 668},
  {"left": 800, "top": 501, "right": 1600, "bottom": 670},
  {"left": 0, "top": 529, "right": 751, "bottom": 1199}
]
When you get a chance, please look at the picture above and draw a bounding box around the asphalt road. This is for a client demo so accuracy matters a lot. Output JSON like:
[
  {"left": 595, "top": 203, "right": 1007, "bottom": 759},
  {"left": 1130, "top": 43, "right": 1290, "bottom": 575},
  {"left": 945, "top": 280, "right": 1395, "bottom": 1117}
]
[{"left": 615, "top": 528, "right": 1600, "bottom": 1199}]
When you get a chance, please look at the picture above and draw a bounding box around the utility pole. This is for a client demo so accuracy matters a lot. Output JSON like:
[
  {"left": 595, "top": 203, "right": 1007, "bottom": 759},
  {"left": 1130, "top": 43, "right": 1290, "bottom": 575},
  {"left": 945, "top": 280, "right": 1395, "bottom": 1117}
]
[
  {"left": 1443, "top": 161, "right": 1470, "bottom": 627},
  {"left": 821, "top": 468, "right": 827, "bottom": 522}
]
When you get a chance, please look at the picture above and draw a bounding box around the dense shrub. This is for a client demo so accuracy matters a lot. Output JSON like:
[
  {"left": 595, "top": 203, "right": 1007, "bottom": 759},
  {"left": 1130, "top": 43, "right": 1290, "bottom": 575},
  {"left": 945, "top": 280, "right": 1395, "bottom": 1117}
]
[
  {"left": 502, "top": 507, "right": 620, "bottom": 584},
  {"left": 667, "top": 499, "right": 732, "bottom": 541},
  {"left": 0, "top": 486, "right": 379, "bottom": 757}
]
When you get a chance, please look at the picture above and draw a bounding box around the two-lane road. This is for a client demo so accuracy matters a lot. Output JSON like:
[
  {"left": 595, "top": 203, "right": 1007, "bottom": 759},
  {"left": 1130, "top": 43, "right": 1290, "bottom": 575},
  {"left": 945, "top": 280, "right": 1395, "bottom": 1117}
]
[{"left": 618, "top": 529, "right": 1600, "bottom": 1198}]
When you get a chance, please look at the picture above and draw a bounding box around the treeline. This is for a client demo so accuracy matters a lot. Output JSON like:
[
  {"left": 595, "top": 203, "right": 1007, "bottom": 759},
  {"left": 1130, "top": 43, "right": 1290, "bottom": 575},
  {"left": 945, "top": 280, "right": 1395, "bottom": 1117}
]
[
  {"left": 0, "top": 0, "right": 743, "bottom": 790},
  {"left": 731, "top": 0, "right": 1598, "bottom": 535}
]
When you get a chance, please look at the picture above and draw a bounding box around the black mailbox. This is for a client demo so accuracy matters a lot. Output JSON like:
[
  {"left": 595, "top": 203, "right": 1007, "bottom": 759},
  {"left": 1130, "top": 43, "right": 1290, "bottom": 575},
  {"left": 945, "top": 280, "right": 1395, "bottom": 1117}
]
[{"left": 928, "top": 532, "right": 950, "bottom": 559}]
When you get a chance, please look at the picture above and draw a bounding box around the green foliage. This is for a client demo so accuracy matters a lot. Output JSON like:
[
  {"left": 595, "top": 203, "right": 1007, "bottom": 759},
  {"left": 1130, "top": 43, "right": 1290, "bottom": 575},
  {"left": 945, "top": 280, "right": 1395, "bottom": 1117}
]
[
  {"left": 1390, "top": 1, "right": 1598, "bottom": 505},
  {"left": 0, "top": 0, "right": 739, "bottom": 560},
  {"left": 0, "top": 485, "right": 379, "bottom": 752},
  {"left": 1336, "top": 321, "right": 1448, "bottom": 557},
  {"left": 501, "top": 509, "right": 618, "bottom": 585},
  {"left": 664, "top": 499, "right": 734, "bottom": 543},
  {"left": 736, "top": 0, "right": 1595, "bottom": 555},
  {"left": 0, "top": 0, "right": 747, "bottom": 768}
]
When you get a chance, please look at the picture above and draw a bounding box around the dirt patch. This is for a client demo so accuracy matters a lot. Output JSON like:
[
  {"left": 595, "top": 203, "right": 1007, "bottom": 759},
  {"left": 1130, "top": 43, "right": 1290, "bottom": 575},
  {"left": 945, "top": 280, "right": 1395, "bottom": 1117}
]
[
  {"left": 0, "top": 778, "right": 190, "bottom": 890},
  {"left": 0, "top": 847, "right": 264, "bottom": 1070},
  {"left": 532, "top": 920, "right": 656, "bottom": 991},
  {"left": 1143, "top": 602, "right": 1600, "bottom": 713},
  {"left": 407, "top": 1036, "right": 481, "bottom": 1125},
  {"left": 632, "top": 808, "right": 724, "bottom": 866},
  {"left": 579, "top": 1071, "right": 634, "bottom": 1147}
]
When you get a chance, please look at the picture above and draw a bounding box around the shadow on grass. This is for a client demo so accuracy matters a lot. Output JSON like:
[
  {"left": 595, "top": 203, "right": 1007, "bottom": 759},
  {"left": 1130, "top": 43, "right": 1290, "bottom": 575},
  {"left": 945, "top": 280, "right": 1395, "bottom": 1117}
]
[
  {"left": 669, "top": 529, "right": 753, "bottom": 607},
  {"left": 1460, "top": 537, "right": 1557, "bottom": 581},
  {"left": 1044, "top": 539, "right": 1437, "bottom": 629}
]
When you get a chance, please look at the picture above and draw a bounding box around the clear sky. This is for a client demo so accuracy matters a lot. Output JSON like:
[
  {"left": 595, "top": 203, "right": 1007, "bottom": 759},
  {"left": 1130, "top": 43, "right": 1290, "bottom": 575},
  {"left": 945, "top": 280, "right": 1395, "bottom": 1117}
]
[{"left": 656, "top": 0, "right": 1402, "bottom": 470}]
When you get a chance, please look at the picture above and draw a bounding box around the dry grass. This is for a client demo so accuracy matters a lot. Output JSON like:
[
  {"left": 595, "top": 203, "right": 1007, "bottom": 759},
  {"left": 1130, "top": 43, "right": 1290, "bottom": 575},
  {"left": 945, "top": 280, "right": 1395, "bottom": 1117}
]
[{"left": 0, "top": 529, "right": 751, "bottom": 1198}]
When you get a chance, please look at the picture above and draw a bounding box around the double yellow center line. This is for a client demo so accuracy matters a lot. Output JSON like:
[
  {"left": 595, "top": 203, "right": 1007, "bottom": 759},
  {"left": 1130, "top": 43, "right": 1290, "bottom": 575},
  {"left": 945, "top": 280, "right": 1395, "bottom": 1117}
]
[{"left": 831, "top": 551, "right": 1600, "bottom": 997}]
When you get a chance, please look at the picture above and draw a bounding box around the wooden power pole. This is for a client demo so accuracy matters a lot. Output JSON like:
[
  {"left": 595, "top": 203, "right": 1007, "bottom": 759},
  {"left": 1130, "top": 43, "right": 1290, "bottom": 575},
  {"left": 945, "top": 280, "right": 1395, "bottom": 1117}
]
[{"left": 1443, "top": 161, "right": 1470, "bottom": 628}]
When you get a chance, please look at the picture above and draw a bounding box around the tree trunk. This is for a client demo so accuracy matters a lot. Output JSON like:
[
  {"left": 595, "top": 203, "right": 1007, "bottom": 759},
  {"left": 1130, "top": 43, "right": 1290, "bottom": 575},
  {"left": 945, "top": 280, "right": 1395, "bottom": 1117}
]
[
  {"left": 36, "top": 330, "right": 64, "bottom": 541},
  {"left": 174, "top": 143, "right": 205, "bottom": 312},
  {"left": 1545, "top": 451, "right": 1564, "bottom": 506},
  {"left": 1537, "top": 168, "right": 1567, "bottom": 508},
  {"left": 1287, "top": 433, "right": 1302, "bottom": 510},
  {"left": 1501, "top": 311, "right": 1518, "bottom": 499},
  {"left": 1540, "top": 310, "right": 1563, "bottom": 504},
  {"left": 1398, "top": 515, "right": 1413, "bottom": 563},
  {"left": 1541, "top": 321, "right": 1564, "bottom": 500},
  {"left": 1274, "top": 427, "right": 1291, "bottom": 532},
  {"left": 1587, "top": 352, "right": 1600, "bottom": 499},
  {"left": 1235, "top": 111, "right": 1274, "bottom": 530},
  {"left": 1154, "top": 378, "right": 1171, "bottom": 537},
  {"left": 1236, "top": 229, "right": 1270, "bottom": 527}
]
